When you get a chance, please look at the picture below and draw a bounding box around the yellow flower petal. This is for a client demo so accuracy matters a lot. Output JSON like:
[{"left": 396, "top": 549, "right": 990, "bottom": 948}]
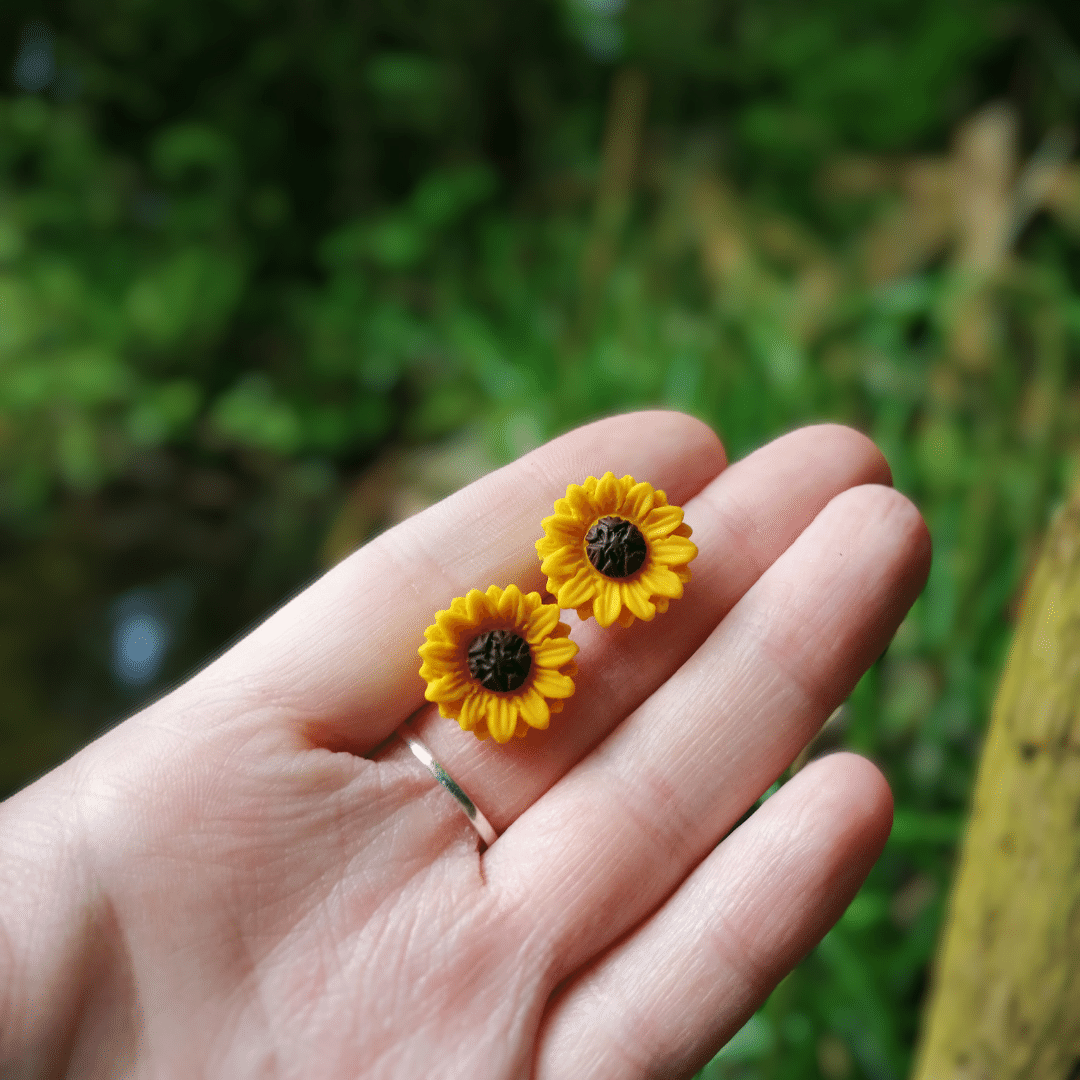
[
  {"left": 418, "top": 640, "right": 459, "bottom": 665},
  {"left": 488, "top": 696, "right": 518, "bottom": 743},
  {"left": 525, "top": 603, "right": 561, "bottom": 642},
  {"left": 539, "top": 524, "right": 584, "bottom": 553},
  {"left": 466, "top": 588, "right": 494, "bottom": 623},
  {"left": 424, "top": 673, "right": 469, "bottom": 703},
  {"left": 655, "top": 597, "right": 669, "bottom": 614},
  {"left": 622, "top": 580, "right": 656, "bottom": 621},
  {"left": 593, "top": 582, "right": 624, "bottom": 628},
  {"left": 649, "top": 537, "right": 698, "bottom": 564},
  {"left": 673, "top": 522, "right": 693, "bottom": 538},
  {"left": 520, "top": 591, "right": 542, "bottom": 617},
  {"left": 641, "top": 505, "right": 684, "bottom": 539},
  {"left": 621, "top": 481, "right": 656, "bottom": 520},
  {"left": 642, "top": 565, "right": 684, "bottom": 599},
  {"left": 557, "top": 566, "right": 598, "bottom": 608},
  {"left": 533, "top": 636, "right": 579, "bottom": 667},
  {"left": 594, "top": 471, "right": 619, "bottom": 513},
  {"left": 532, "top": 668, "right": 576, "bottom": 699},
  {"left": 541, "top": 547, "right": 584, "bottom": 578},
  {"left": 419, "top": 660, "right": 449, "bottom": 681},
  {"left": 459, "top": 692, "right": 485, "bottom": 732},
  {"left": 541, "top": 510, "right": 583, "bottom": 534},
  {"left": 517, "top": 687, "right": 550, "bottom": 729},
  {"left": 434, "top": 607, "right": 472, "bottom": 638},
  {"left": 497, "top": 583, "right": 524, "bottom": 623},
  {"left": 566, "top": 484, "right": 597, "bottom": 521},
  {"left": 616, "top": 607, "right": 636, "bottom": 628}
]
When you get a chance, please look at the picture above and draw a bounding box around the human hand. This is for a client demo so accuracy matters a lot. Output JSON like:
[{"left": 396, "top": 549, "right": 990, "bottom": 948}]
[{"left": 0, "top": 412, "right": 930, "bottom": 1078}]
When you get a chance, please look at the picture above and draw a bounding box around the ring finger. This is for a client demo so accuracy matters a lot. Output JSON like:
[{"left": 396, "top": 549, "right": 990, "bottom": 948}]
[{"left": 488, "top": 481, "right": 929, "bottom": 979}]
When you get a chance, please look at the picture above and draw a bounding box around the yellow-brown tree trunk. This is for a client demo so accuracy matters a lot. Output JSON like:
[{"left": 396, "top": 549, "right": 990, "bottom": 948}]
[{"left": 912, "top": 495, "right": 1080, "bottom": 1079}]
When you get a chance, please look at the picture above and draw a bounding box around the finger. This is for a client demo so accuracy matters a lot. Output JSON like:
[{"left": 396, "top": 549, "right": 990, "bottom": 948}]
[
  {"left": 168, "top": 411, "right": 724, "bottom": 749},
  {"left": 490, "top": 483, "right": 929, "bottom": 976},
  {"left": 535, "top": 753, "right": 892, "bottom": 1080},
  {"left": 410, "top": 424, "right": 892, "bottom": 830}
]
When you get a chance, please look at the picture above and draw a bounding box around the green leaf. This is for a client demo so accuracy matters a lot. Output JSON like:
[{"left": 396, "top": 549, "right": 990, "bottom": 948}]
[
  {"left": 211, "top": 374, "right": 301, "bottom": 455},
  {"left": 410, "top": 165, "right": 497, "bottom": 229},
  {"left": 126, "top": 380, "right": 202, "bottom": 445}
]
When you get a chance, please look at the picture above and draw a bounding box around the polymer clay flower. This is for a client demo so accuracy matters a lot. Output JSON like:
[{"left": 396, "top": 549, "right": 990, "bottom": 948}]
[
  {"left": 536, "top": 472, "right": 697, "bottom": 629},
  {"left": 418, "top": 584, "right": 578, "bottom": 743}
]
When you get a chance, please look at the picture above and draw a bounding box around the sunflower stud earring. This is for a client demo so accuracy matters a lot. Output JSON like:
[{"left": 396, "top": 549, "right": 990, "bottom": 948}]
[
  {"left": 418, "top": 584, "right": 578, "bottom": 743},
  {"left": 536, "top": 472, "right": 697, "bottom": 628}
]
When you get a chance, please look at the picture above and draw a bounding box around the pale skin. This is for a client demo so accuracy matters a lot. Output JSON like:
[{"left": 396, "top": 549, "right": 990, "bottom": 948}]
[{"left": 0, "top": 412, "right": 930, "bottom": 1079}]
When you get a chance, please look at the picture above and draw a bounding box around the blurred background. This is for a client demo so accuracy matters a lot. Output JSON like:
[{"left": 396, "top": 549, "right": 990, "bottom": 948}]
[{"left": 3, "top": 1, "right": 1080, "bottom": 1076}]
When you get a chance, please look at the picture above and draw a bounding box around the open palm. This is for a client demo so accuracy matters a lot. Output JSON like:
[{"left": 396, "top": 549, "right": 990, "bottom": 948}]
[{"left": 0, "top": 412, "right": 929, "bottom": 1079}]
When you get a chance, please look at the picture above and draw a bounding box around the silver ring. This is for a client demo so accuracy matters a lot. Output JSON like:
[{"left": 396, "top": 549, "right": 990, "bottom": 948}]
[{"left": 401, "top": 730, "right": 498, "bottom": 848}]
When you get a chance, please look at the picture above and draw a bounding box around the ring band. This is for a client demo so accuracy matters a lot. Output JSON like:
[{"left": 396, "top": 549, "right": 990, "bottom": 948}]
[{"left": 401, "top": 731, "right": 498, "bottom": 848}]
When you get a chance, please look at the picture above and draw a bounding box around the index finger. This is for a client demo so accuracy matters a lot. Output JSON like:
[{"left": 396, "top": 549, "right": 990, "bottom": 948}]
[{"left": 180, "top": 411, "right": 726, "bottom": 751}]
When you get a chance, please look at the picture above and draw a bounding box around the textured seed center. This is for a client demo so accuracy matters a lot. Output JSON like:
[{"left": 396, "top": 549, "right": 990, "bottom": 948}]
[
  {"left": 586, "top": 516, "right": 648, "bottom": 578},
  {"left": 467, "top": 630, "right": 531, "bottom": 693}
]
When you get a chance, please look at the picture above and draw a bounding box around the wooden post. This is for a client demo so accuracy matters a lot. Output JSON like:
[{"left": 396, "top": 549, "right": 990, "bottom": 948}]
[{"left": 912, "top": 493, "right": 1080, "bottom": 1079}]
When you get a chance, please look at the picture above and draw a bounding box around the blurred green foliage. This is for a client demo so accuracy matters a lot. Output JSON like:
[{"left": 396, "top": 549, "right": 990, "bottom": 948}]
[{"left": 4, "top": 1, "right": 1080, "bottom": 1076}]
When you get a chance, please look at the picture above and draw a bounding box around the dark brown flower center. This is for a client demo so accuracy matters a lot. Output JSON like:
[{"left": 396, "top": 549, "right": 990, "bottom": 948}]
[
  {"left": 467, "top": 629, "right": 532, "bottom": 693},
  {"left": 585, "top": 516, "right": 648, "bottom": 579}
]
